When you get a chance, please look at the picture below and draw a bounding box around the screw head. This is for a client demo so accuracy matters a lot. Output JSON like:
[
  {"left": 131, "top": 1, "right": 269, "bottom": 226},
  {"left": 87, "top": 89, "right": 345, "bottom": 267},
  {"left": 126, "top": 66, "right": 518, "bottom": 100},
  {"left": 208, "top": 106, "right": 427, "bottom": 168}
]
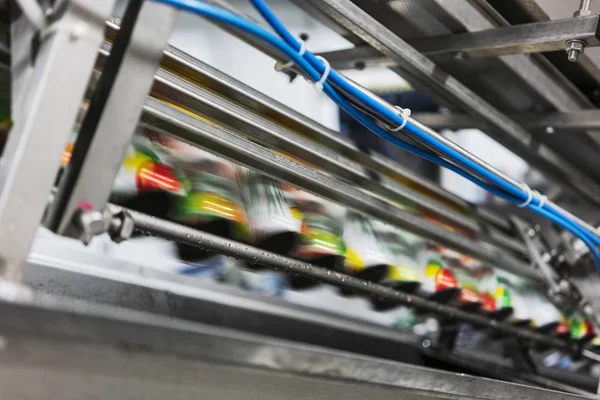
[{"left": 566, "top": 40, "right": 585, "bottom": 63}]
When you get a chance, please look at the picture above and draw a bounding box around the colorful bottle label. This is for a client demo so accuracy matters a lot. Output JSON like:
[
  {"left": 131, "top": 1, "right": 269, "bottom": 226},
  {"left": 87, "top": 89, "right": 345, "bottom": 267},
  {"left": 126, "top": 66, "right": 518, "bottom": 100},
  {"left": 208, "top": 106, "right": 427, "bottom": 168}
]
[
  {"left": 343, "top": 212, "right": 391, "bottom": 272},
  {"left": 416, "top": 244, "right": 459, "bottom": 294},
  {"left": 239, "top": 167, "right": 301, "bottom": 241},
  {"left": 287, "top": 190, "right": 345, "bottom": 260}
]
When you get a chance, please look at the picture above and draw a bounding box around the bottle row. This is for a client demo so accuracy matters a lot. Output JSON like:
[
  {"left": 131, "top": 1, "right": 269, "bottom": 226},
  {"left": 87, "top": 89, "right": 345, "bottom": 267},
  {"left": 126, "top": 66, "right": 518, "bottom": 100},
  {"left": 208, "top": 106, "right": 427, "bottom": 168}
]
[{"left": 61, "top": 127, "right": 597, "bottom": 342}]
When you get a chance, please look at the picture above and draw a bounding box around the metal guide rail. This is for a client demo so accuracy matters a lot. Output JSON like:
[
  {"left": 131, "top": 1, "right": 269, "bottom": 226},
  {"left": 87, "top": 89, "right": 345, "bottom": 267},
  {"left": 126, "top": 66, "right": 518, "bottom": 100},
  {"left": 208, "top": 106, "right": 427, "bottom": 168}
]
[
  {"left": 0, "top": 296, "right": 592, "bottom": 400},
  {"left": 139, "top": 97, "right": 536, "bottom": 280},
  {"left": 294, "top": 0, "right": 600, "bottom": 208}
]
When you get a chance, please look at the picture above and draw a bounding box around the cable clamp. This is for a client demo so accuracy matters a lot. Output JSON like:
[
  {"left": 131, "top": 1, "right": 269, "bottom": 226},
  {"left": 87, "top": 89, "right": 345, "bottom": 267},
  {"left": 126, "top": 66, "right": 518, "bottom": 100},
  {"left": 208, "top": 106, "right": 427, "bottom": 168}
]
[
  {"left": 388, "top": 106, "right": 412, "bottom": 132},
  {"left": 275, "top": 39, "right": 307, "bottom": 72},
  {"left": 517, "top": 185, "right": 547, "bottom": 208},
  {"left": 313, "top": 55, "right": 330, "bottom": 92}
]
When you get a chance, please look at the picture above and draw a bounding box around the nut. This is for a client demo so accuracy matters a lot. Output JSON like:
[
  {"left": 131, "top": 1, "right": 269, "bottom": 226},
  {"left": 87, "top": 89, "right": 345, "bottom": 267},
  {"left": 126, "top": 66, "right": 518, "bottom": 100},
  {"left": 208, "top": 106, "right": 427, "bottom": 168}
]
[
  {"left": 566, "top": 40, "right": 585, "bottom": 53},
  {"left": 566, "top": 40, "right": 585, "bottom": 62},
  {"left": 574, "top": 9, "right": 592, "bottom": 17},
  {"left": 74, "top": 209, "right": 111, "bottom": 245},
  {"left": 108, "top": 211, "right": 135, "bottom": 243}
]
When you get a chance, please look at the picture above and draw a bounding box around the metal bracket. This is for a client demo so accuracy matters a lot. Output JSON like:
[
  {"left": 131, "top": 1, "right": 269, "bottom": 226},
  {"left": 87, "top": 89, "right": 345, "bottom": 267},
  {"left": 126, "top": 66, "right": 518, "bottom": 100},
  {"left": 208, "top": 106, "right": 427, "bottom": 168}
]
[
  {"left": 0, "top": 0, "right": 115, "bottom": 282},
  {"left": 45, "top": 1, "right": 178, "bottom": 237}
]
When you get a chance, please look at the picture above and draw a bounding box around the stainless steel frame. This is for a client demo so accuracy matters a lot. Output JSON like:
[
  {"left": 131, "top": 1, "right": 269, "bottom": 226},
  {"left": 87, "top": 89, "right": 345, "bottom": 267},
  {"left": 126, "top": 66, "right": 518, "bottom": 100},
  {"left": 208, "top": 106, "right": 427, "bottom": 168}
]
[
  {"left": 1, "top": 1, "right": 599, "bottom": 395},
  {"left": 46, "top": 1, "right": 178, "bottom": 235},
  {"left": 318, "top": 15, "right": 600, "bottom": 62},
  {"left": 0, "top": 0, "right": 115, "bottom": 282}
]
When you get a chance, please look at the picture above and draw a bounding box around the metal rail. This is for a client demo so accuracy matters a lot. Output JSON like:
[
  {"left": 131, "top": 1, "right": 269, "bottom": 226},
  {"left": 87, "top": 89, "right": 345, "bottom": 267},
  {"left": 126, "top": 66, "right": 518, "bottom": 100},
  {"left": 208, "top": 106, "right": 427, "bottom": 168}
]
[
  {"left": 139, "top": 98, "right": 538, "bottom": 279},
  {"left": 110, "top": 204, "right": 566, "bottom": 349},
  {"left": 152, "top": 69, "right": 480, "bottom": 236},
  {"left": 0, "top": 298, "right": 588, "bottom": 399},
  {"left": 413, "top": 110, "right": 600, "bottom": 133},
  {"left": 317, "top": 15, "right": 600, "bottom": 63}
]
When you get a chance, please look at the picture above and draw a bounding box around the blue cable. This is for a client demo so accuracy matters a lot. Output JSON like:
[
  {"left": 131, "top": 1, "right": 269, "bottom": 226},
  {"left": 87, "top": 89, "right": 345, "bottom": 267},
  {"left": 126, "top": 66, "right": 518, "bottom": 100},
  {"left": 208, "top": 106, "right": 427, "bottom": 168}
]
[
  {"left": 152, "top": 0, "right": 600, "bottom": 272},
  {"left": 247, "top": 0, "right": 600, "bottom": 263}
]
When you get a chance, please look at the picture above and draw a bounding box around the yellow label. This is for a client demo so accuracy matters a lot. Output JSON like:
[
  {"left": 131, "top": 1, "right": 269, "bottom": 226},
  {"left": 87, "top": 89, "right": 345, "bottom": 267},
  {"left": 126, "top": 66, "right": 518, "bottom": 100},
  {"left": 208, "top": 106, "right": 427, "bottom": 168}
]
[{"left": 345, "top": 247, "right": 364, "bottom": 272}]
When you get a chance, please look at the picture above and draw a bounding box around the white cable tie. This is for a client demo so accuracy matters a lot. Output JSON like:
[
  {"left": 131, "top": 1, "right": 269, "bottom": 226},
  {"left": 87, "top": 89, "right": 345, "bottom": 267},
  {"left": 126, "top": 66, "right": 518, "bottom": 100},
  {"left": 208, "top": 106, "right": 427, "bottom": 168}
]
[
  {"left": 389, "top": 106, "right": 412, "bottom": 132},
  {"left": 517, "top": 185, "right": 534, "bottom": 208},
  {"left": 313, "top": 55, "right": 331, "bottom": 92},
  {"left": 275, "top": 39, "right": 307, "bottom": 72},
  {"left": 535, "top": 190, "right": 548, "bottom": 209}
]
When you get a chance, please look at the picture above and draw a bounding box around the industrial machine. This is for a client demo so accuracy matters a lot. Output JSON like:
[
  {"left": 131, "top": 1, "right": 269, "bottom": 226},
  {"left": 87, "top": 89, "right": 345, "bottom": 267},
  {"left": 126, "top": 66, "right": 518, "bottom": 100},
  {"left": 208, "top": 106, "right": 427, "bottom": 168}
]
[{"left": 4, "top": 0, "right": 600, "bottom": 398}]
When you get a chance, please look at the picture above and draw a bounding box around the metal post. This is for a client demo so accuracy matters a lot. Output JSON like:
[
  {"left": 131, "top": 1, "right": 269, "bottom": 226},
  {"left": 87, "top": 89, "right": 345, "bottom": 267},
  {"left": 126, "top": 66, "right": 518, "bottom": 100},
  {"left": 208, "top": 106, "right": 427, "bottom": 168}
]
[
  {"left": 0, "top": 0, "right": 115, "bottom": 282},
  {"left": 45, "top": 1, "right": 178, "bottom": 235}
]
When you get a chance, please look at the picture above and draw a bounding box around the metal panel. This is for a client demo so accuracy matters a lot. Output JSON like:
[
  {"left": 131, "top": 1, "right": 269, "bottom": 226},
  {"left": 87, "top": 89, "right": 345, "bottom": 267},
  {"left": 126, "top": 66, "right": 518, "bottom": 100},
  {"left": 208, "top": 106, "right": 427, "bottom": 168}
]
[
  {"left": 0, "top": 0, "right": 114, "bottom": 282},
  {"left": 0, "top": 299, "right": 588, "bottom": 399},
  {"left": 46, "top": 2, "right": 178, "bottom": 235},
  {"left": 139, "top": 98, "right": 539, "bottom": 280}
]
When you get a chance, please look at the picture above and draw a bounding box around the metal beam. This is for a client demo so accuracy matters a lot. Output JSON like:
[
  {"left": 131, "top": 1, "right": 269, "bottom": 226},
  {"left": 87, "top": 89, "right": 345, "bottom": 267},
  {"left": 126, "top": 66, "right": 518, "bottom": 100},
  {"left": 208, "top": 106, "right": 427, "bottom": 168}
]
[
  {"left": 317, "top": 15, "right": 600, "bottom": 66},
  {"left": 411, "top": 110, "right": 600, "bottom": 132},
  {"left": 46, "top": 2, "right": 177, "bottom": 235},
  {"left": 0, "top": 0, "right": 114, "bottom": 282}
]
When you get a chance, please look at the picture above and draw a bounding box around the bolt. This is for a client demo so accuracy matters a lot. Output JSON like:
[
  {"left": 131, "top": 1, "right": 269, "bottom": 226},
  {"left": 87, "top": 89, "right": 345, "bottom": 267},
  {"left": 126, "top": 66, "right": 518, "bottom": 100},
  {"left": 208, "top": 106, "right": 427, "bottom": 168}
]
[
  {"left": 73, "top": 208, "right": 111, "bottom": 245},
  {"left": 545, "top": 126, "right": 555, "bottom": 134},
  {"left": 108, "top": 211, "right": 135, "bottom": 244},
  {"left": 574, "top": 0, "right": 592, "bottom": 17},
  {"left": 566, "top": 40, "right": 585, "bottom": 63}
]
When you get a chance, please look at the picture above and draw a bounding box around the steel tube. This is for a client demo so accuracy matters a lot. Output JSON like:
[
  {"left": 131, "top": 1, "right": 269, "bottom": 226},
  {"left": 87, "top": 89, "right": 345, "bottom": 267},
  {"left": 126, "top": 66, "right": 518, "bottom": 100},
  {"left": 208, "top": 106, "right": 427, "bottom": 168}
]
[{"left": 112, "top": 204, "right": 569, "bottom": 349}]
